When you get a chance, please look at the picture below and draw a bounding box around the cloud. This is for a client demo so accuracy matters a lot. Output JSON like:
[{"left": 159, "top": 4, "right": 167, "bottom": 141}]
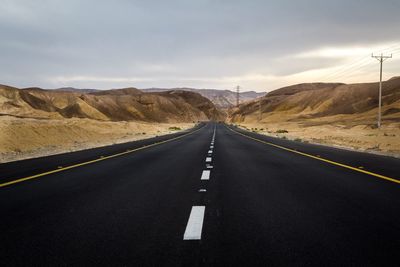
[{"left": 0, "top": 0, "right": 399, "bottom": 91}]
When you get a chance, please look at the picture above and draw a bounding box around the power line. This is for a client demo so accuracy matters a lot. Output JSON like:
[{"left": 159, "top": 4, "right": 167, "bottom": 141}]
[
  {"left": 327, "top": 44, "right": 400, "bottom": 82},
  {"left": 327, "top": 60, "right": 373, "bottom": 82},
  {"left": 322, "top": 55, "right": 371, "bottom": 80},
  {"left": 333, "top": 47, "right": 398, "bottom": 83},
  {"left": 391, "top": 48, "right": 400, "bottom": 55},
  {"left": 324, "top": 58, "right": 372, "bottom": 82},
  {"left": 319, "top": 43, "right": 400, "bottom": 82}
]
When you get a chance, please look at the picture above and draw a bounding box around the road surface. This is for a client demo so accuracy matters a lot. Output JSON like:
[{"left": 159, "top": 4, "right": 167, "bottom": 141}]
[{"left": 1, "top": 122, "right": 399, "bottom": 266}]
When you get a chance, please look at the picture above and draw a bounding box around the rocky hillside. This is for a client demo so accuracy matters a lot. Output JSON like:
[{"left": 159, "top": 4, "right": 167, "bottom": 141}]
[
  {"left": 229, "top": 77, "right": 400, "bottom": 124},
  {"left": 0, "top": 85, "right": 224, "bottom": 122},
  {"left": 143, "top": 88, "right": 265, "bottom": 109}
]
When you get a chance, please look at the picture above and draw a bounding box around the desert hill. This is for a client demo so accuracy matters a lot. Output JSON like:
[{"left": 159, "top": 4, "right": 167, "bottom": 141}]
[
  {"left": 143, "top": 88, "right": 265, "bottom": 109},
  {"left": 229, "top": 77, "right": 400, "bottom": 124},
  {"left": 229, "top": 77, "right": 400, "bottom": 157},
  {"left": 0, "top": 85, "right": 224, "bottom": 122}
]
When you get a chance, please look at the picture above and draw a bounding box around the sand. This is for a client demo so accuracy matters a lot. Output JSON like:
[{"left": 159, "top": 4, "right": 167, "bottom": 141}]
[
  {"left": 0, "top": 116, "right": 195, "bottom": 163},
  {"left": 228, "top": 77, "right": 400, "bottom": 158},
  {"left": 236, "top": 114, "right": 400, "bottom": 158}
]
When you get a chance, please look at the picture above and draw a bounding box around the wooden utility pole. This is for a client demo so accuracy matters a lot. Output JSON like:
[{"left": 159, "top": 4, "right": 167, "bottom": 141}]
[{"left": 371, "top": 53, "right": 392, "bottom": 128}]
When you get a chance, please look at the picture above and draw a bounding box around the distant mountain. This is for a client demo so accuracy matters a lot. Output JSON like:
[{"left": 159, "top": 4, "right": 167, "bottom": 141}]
[
  {"left": 143, "top": 88, "right": 265, "bottom": 108},
  {"left": 0, "top": 85, "right": 224, "bottom": 122},
  {"left": 54, "top": 87, "right": 100, "bottom": 93},
  {"left": 229, "top": 77, "right": 400, "bottom": 123}
]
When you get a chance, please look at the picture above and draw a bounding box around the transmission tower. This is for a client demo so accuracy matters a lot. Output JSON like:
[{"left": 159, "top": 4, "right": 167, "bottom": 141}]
[
  {"left": 371, "top": 53, "right": 392, "bottom": 128},
  {"left": 236, "top": 85, "right": 240, "bottom": 107}
]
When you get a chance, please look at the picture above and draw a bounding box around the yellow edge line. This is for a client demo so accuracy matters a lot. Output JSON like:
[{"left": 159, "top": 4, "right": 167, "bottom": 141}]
[
  {"left": 227, "top": 126, "right": 400, "bottom": 185},
  {"left": 0, "top": 125, "right": 204, "bottom": 188}
]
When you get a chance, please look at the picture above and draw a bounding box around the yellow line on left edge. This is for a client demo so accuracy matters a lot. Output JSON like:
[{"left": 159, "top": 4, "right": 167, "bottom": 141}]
[{"left": 0, "top": 126, "right": 204, "bottom": 188}]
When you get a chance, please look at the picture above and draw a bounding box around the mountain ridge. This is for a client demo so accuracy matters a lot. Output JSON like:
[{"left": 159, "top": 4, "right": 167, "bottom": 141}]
[
  {"left": 142, "top": 87, "right": 265, "bottom": 108},
  {"left": 229, "top": 77, "right": 400, "bottom": 124},
  {"left": 0, "top": 85, "right": 224, "bottom": 122}
]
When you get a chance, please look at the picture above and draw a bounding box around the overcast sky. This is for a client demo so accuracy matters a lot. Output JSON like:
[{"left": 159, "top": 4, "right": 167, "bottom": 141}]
[{"left": 1, "top": 0, "right": 400, "bottom": 92}]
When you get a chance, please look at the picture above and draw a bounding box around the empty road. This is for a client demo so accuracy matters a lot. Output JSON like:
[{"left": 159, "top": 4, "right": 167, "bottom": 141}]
[{"left": 1, "top": 122, "right": 399, "bottom": 266}]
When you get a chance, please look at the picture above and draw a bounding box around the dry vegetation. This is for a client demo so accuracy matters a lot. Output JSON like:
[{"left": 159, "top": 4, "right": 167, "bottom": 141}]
[
  {"left": 1, "top": 76, "right": 399, "bottom": 162},
  {"left": 0, "top": 115, "right": 194, "bottom": 163},
  {"left": 229, "top": 77, "right": 400, "bottom": 157},
  {"left": 0, "top": 85, "right": 221, "bottom": 162},
  {"left": 236, "top": 119, "right": 400, "bottom": 158}
]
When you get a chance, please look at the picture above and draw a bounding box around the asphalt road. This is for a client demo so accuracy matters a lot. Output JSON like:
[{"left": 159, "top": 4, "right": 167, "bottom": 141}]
[{"left": 1, "top": 122, "right": 399, "bottom": 266}]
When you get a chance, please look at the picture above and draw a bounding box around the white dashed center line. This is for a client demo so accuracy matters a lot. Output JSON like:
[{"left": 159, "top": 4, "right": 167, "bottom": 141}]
[
  {"left": 183, "top": 206, "right": 205, "bottom": 240},
  {"left": 201, "top": 170, "right": 210, "bottom": 180},
  {"left": 183, "top": 126, "right": 217, "bottom": 241}
]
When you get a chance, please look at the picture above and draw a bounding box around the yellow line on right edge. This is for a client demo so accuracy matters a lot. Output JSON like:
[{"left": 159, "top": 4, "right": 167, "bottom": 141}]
[
  {"left": 227, "top": 126, "right": 400, "bottom": 185},
  {"left": 0, "top": 125, "right": 205, "bottom": 188}
]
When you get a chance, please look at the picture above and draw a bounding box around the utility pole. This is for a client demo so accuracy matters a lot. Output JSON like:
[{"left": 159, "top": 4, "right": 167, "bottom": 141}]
[
  {"left": 236, "top": 85, "right": 240, "bottom": 107},
  {"left": 372, "top": 53, "right": 392, "bottom": 128}
]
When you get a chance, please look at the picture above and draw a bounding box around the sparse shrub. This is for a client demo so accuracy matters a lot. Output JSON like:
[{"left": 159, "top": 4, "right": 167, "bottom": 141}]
[
  {"left": 294, "top": 138, "right": 302, "bottom": 142},
  {"left": 169, "top": 126, "right": 181, "bottom": 131},
  {"left": 276, "top": 129, "right": 288, "bottom": 133},
  {"left": 281, "top": 136, "right": 287, "bottom": 140},
  {"left": 142, "top": 132, "right": 146, "bottom": 135}
]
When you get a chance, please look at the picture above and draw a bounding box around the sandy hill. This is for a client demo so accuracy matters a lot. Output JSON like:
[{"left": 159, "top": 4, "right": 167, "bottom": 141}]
[
  {"left": 143, "top": 88, "right": 265, "bottom": 109},
  {"left": 228, "top": 77, "right": 400, "bottom": 157},
  {"left": 0, "top": 85, "right": 224, "bottom": 122},
  {"left": 229, "top": 77, "right": 400, "bottom": 124}
]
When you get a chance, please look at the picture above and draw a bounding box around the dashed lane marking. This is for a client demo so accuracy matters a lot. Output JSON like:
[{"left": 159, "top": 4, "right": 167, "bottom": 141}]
[
  {"left": 183, "top": 206, "right": 205, "bottom": 240},
  {"left": 201, "top": 170, "right": 210, "bottom": 180}
]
